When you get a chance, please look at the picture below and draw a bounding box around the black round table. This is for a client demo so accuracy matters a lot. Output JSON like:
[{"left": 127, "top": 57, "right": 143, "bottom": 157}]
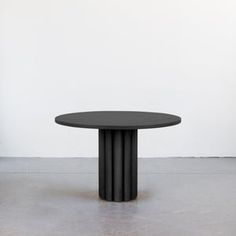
[{"left": 55, "top": 111, "right": 181, "bottom": 202}]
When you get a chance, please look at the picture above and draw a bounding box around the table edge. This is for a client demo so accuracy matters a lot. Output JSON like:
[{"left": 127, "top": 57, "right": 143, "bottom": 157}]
[{"left": 55, "top": 117, "right": 181, "bottom": 130}]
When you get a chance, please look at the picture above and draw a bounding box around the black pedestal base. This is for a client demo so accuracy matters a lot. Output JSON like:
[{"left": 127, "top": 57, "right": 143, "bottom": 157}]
[{"left": 99, "top": 129, "right": 137, "bottom": 202}]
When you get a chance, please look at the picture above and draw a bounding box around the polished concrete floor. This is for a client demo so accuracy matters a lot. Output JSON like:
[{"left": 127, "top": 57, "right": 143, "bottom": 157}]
[{"left": 0, "top": 157, "right": 236, "bottom": 236}]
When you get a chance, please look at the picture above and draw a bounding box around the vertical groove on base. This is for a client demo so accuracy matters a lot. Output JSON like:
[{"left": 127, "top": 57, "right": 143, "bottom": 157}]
[
  {"left": 124, "top": 130, "right": 132, "bottom": 201},
  {"left": 99, "top": 130, "right": 105, "bottom": 199},
  {"left": 105, "top": 130, "right": 113, "bottom": 201},
  {"left": 113, "top": 131, "right": 123, "bottom": 201},
  {"left": 99, "top": 129, "right": 138, "bottom": 202},
  {"left": 131, "top": 130, "right": 138, "bottom": 199}
]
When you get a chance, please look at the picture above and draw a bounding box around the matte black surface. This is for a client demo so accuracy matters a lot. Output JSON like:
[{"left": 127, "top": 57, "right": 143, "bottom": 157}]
[
  {"left": 99, "top": 129, "right": 138, "bottom": 202},
  {"left": 55, "top": 111, "right": 181, "bottom": 130},
  {"left": 55, "top": 111, "right": 181, "bottom": 202}
]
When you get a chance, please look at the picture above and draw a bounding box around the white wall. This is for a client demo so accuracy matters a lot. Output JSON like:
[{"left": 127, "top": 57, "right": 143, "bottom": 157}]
[{"left": 1, "top": 0, "right": 236, "bottom": 157}]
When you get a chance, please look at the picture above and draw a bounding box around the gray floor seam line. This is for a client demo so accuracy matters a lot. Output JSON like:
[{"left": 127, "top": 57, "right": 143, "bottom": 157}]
[{"left": 0, "top": 172, "right": 236, "bottom": 175}]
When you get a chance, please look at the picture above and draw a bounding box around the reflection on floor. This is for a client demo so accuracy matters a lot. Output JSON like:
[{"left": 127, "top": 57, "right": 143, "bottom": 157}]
[{"left": 0, "top": 157, "right": 236, "bottom": 236}]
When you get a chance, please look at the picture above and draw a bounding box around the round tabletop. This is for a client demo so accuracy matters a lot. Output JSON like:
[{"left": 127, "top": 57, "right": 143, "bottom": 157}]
[{"left": 55, "top": 111, "right": 181, "bottom": 130}]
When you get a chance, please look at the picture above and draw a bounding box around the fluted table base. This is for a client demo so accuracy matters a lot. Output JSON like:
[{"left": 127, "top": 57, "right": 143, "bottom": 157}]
[{"left": 99, "top": 129, "right": 137, "bottom": 202}]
